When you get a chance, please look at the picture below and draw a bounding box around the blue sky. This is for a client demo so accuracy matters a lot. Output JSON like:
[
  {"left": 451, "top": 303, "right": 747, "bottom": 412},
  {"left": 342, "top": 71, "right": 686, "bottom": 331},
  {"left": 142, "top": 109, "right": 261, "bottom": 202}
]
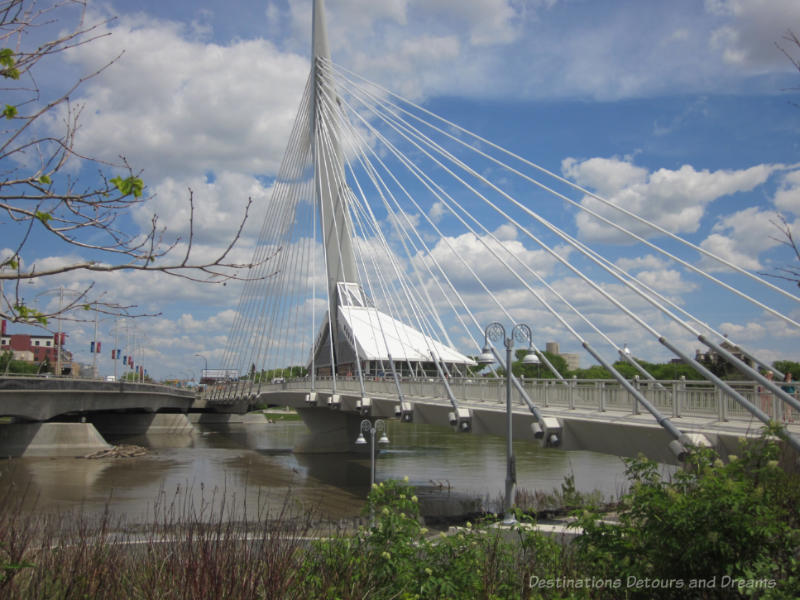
[{"left": 4, "top": 0, "right": 800, "bottom": 379}]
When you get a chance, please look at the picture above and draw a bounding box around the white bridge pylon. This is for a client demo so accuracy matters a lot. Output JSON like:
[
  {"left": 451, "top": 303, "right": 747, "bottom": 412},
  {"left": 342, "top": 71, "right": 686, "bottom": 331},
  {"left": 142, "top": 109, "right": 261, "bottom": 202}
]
[{"left": 215, "top": 0, "right": 800, "bottom": 457}]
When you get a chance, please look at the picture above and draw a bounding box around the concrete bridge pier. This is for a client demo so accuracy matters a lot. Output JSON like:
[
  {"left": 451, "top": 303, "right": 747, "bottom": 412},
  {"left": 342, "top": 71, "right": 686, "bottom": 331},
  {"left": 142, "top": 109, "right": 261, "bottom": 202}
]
[
  {"left": 89, "top": 413, "right": 195, "bottom": 437},
  {"left": 0, "top": 422, "right": 111, "bottom": 457},
  {"left": 0, "top": 413, "right": 196, "bottom": 457},
  {"left": 294, "top": 406, "right": 367, "bottom": 453}
]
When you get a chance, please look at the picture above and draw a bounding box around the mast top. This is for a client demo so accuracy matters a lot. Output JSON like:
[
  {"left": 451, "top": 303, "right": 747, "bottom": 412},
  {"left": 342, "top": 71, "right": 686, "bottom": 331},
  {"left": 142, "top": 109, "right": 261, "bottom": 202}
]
[{"left": 312, "top": 0, "right": 331, "bottom": 63}]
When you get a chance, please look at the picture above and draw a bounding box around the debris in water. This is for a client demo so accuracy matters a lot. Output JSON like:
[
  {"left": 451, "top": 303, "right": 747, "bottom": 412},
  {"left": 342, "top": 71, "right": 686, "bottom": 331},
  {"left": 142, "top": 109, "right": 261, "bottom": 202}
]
[{"left": 83, "top": 445, "right": 148, "bottom": 459}]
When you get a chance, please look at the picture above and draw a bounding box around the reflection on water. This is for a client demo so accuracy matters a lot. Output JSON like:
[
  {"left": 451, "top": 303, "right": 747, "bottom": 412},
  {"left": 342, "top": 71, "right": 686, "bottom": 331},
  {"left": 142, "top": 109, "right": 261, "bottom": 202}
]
[{"left": 0, "top": 419, "right": 630, "bottom": 523}]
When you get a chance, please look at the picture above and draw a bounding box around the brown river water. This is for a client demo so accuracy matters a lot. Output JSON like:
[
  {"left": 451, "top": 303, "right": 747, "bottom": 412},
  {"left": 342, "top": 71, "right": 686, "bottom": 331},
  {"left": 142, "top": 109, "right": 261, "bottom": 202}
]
[{"left": 0, "top": 419, "right": 633, "bottom": 525}]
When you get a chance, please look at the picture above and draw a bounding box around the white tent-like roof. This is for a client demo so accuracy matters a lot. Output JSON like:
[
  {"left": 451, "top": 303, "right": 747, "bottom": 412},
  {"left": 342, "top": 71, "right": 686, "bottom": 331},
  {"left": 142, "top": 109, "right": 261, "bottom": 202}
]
[{"left": 338, "top": 305, "right": 476, "bottom": 366}]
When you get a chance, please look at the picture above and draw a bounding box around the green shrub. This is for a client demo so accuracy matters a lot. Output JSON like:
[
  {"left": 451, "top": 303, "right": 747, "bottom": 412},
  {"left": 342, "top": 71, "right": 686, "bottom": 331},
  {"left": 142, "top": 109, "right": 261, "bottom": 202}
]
[
  {"left": 298, "top": 478, "right": 580, "bottom": 599},
  {"left": 574, "top": 429, "right": 800, "bottom": 599}
]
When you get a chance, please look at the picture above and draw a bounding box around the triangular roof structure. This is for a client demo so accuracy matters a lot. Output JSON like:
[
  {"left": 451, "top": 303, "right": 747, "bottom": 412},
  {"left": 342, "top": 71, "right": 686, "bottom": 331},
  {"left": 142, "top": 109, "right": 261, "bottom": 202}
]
[{"left": 338, "top": 305, "right": 476, "bottom": 365}]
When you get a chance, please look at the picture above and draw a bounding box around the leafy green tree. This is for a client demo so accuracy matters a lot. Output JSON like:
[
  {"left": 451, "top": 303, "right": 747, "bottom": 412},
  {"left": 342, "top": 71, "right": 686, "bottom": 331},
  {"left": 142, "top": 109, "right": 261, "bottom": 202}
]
[
  {"left": 244, "top": 365, "right": 308, "bottom": 381},
  {"left": 612, "top": 359, "right": 705, "bottom": 381},
  {"left": 0, "top": 351, "right": 38, "bottom": 374},
  {"left": 572, "top": 364, "right": 612, "bottom": 379},
  {"left": 514, "top": 349, "right": 569, "bottom": 379},
  {"left": 773, "top": 360, "right": 800, "bottom": 380}
]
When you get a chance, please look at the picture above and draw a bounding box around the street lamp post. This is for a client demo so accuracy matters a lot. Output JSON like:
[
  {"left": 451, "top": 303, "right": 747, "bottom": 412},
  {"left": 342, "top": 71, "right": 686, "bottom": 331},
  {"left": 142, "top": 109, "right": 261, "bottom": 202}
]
[
  {"left": 355, "top": 418, "right": 389, "bottom": 487},
  {"left": 477, "top": 322, "right": 538, "bottom": 525},
  {"left": 33, "top": 286, "right": 81, "bottom": 376},
  {"left": 528, "top": 348, "right": 541, "bottom": 379}
]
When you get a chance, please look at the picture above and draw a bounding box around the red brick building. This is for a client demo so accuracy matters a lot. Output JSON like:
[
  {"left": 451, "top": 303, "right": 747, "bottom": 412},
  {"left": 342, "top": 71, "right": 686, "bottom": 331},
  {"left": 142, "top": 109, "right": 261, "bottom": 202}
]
[{"left": 1, "top": 329, "right": 71, "bottom": 365}]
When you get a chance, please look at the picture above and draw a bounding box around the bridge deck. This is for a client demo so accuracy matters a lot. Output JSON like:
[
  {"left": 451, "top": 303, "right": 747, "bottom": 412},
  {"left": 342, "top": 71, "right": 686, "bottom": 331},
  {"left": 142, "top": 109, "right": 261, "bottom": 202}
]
[
  {"left": 0, "top": 377, "right": 194, "bottom": 421},
  {"left": 205, "top": 377, "right": 798, "bottom": 463}
]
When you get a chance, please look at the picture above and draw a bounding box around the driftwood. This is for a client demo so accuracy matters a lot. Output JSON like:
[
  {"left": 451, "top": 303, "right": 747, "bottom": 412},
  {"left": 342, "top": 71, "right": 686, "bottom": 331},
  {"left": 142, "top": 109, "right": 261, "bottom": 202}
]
[{"left": 84, "top": 444, "right": 148, "bottom": 459}]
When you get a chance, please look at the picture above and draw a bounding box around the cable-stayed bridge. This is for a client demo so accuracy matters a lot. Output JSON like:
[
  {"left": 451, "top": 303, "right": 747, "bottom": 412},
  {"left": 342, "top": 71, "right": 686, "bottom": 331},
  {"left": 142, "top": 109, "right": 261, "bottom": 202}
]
[{"left": 209, "top": 0, "right": 800, "bottom": 463}]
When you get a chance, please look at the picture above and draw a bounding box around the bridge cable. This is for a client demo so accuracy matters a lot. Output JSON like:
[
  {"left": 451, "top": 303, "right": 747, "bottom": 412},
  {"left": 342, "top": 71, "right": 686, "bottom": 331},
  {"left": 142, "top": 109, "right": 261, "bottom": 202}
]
[
  {"left": 324, "top": 66, "right": 796, "bottom": 443},
  {"left": 326, "top": 61, "right": 800, "bottom": 309}
]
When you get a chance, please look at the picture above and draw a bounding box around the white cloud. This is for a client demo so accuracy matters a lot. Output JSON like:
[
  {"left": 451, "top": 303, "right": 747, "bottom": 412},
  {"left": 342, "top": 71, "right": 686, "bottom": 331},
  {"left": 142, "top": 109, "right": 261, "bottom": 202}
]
[
  {"left": 563, "top": 156, "right": 779, "bottom": 242},
  {"left": 416, "top": 231, "right": 562, "bottom": 292},
  {"left": 78, "top": 308, "right": 242, "bottom": 379},
  {"left": 706, "top": 0, "right": 800, "bottom": 69},
  {"left": 774, "top": 169, "right": 800, "bottom": 216},
  {"left": 699, "top": 206, "right": 783, "bottom": 271},
  {"left": 717, "top": 319, "right": 768, "bottom": 342},
  {"left": 414, "top": 0, "right": 523, "bottom": 46},
  {"left": 634, "top": 268, "right": 697, "bottom": 296},
  {"left": 429, "top": 201, "right": 446, "bottom": 222},
  {"left": 63, "top": 11, "right": 309, "bottom": 181},
  {"left": 493, "top": 223, "right": 518, "bottom": 241},
  {"left": 136, "top": 172, "right": 274, "bottom": 246},
  {"left": 615, "top": 254, "right": 669, "bottom": 272},
  {"left": 562, "top": 157, "right": 648, "bottom": 197}
]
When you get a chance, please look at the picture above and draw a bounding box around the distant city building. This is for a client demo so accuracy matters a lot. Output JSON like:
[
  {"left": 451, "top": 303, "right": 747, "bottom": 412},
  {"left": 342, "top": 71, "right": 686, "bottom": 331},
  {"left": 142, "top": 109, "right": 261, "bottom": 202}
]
[
  {"left": 695, "top": 338, "right": 751, "bottom": 369},
  {"left": 200, "top": 368, "right": 240, "bottom": 384},
  {"left": 0, "top": 333, "right": 70, "bottom": 363},
  {"left": 545, "top": 341, "right": 580, "bottom": 371},
  {"left": 1, "top": 326, "right": 73, "bottom": 374}
]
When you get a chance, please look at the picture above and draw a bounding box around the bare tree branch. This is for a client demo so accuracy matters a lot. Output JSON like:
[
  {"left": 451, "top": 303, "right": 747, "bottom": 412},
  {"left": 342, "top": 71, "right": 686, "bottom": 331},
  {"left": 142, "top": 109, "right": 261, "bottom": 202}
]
[
  {"left": 760, "top": 213, "right": 800, "bottom": 288},
  {"left": 777, "top": 30, "right": 800, "bottom": 105},
  {"left": 0, "top": 0, "right": 273, "bottom": 326}
]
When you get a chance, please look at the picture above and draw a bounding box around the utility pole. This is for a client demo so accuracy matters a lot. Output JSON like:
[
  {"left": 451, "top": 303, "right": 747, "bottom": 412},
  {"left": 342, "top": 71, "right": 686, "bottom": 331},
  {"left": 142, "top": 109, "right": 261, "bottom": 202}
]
[
  {"left": 56, "top": 286, "right": 63, "bottom": 376},
  {"left": 112, "top": 319, "right": 119, "bottom": 381},
  {"left": 92, "top": 302, "right": 99, "bottom": 379}
]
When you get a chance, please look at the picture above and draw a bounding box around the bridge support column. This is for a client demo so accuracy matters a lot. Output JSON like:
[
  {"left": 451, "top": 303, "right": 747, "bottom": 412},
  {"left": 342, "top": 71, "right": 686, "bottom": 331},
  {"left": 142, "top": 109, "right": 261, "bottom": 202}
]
[
  {"left": 0, "top": 422, "right": 111, "bottom": 457},
  {"left": 89, "top": 413, "right": 195, "bottom": 437},
  {"left": 294, "top": 407, "right": 366, "bottom": 453}
]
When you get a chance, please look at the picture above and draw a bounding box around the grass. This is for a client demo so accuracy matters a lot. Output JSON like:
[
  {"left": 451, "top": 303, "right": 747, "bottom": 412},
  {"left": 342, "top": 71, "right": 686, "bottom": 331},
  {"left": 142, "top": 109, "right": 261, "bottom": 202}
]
[
  {"left": 263, "top": 412, "right": 302, "bottom": 422},
  {"left": 0, "top": 475, "right": 595, "bottom": 599},
  {"left": 253, "top": 406, "right": 302, "bottom": 421},
  {"left": 0, "top": 485, "right": 317, "bottom": 599}
]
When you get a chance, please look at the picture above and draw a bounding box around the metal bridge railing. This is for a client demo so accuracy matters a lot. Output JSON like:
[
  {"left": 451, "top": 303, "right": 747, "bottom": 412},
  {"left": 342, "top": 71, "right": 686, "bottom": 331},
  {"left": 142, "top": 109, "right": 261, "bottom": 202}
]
[
  {"left": 211, "top": 375, "right": 787, "bottom": 423},
  {"left": 0, "top": 375, "right": 195, "bottom": 397}
]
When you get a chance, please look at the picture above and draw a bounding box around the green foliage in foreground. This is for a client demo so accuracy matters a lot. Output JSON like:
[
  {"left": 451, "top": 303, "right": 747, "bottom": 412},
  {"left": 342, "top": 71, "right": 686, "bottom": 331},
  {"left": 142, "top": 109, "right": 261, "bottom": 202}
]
[
  {"left": 298, "top": 478, "right": 572, "bottom": 599},
  {"left": 575, "top": 426, "right": 800, "bottom": 599}
]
